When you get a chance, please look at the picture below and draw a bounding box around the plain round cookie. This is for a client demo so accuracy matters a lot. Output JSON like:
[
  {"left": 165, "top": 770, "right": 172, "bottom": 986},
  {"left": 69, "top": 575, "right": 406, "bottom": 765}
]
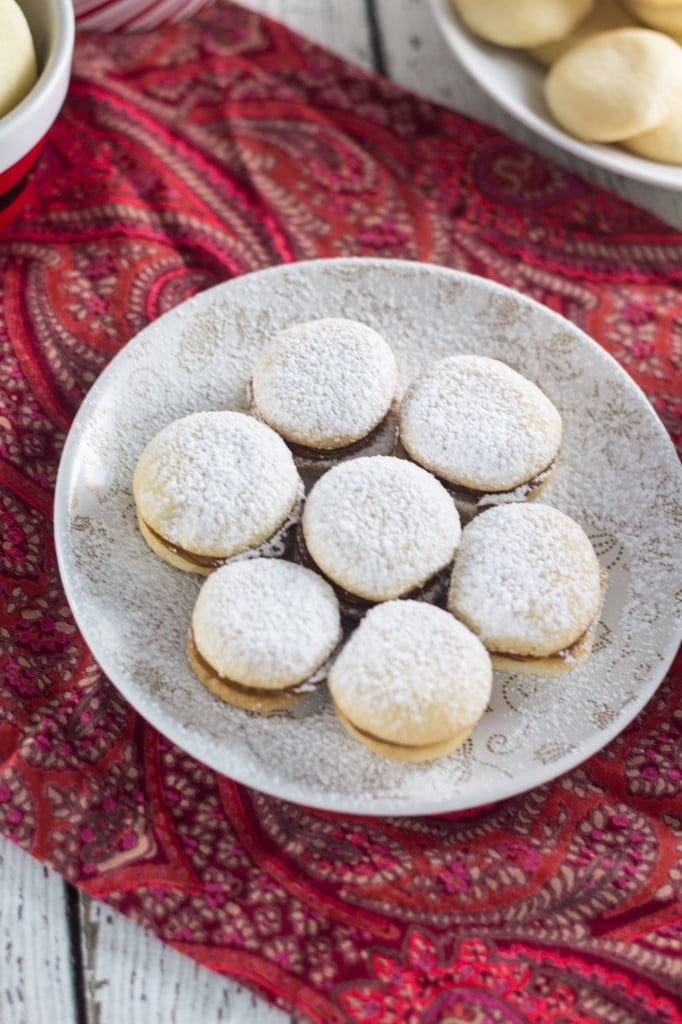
[
  {"left": 301, "top": 456, "right": 461, "bottom": 603},
  {"left": 0, "top": 0, "right": 37, "bottom": 118},
  {"left": 624, "top": 100, "right": 682, "bottom": 160},
  {"left": 448, "top": 503, "right": 603, "bottom": 666},
  {"left": 529, "top": 0, "right": 637, "bottom": 66},
  {"left": 452, "top": 0, "right": 594, "bottom": 47},
  {"left": 399, "top": 355, "right": 562, "bottom": 495},
  {"left": 545, "top": 28, "right": 682, "bottom": 142},
  {"left": 188, "top": 559, "right": 342, "bottom": 710},
  {"left": 133, "top": 411, "right": 302, "bottom": 572},
  {"left": 251, "top": 318, "right": 398, "bottom": 450},
  {"left": 328, "top": 601, "right": 492, "bottom": 762}
]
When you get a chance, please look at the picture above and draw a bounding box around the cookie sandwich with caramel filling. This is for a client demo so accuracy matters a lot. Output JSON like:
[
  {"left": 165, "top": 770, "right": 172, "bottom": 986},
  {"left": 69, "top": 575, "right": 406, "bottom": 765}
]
[
  {"left": 328, "top": 601, "right": 492, "bottom": 762},
  {"left": 298, "top": 455, "right": 461, "bottom": 619},
  {"left": 399, "top": 355, "right": 562, "bottom": 521},
  {"left": 249, "top": 318, "right": 399, "bottom": 477},
  {"left": 187, "top": 558, "right": 342, "bottom": 711},
  {"left": 447, "top": 503, "right": 606, "bottom": 674},
  {"left": 133, "top": 411, "right": 303, "bottom": 574}
]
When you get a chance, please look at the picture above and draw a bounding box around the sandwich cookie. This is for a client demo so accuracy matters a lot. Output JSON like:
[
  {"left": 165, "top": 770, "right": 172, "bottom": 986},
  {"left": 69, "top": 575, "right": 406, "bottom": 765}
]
[
  {"left": 188, "top": 559, "right": 342, "bottom": 711},
  {"left": 299, "top": 455, "right": 461, "bottom": 618},
  {"left": 133, "top": 411, "right": 303, "bottom": 574},
  {"left": 447, "top": 503, "right": 606, "bottom": 674},
  {"left": 328, "top": 601, "right": 492, "bottom": 762},
  {"left": 249, "top": 318, "right": 399, "bottom": 477},
  {"left": 399, "top": 355, "right": 562, "bottom": 521}
]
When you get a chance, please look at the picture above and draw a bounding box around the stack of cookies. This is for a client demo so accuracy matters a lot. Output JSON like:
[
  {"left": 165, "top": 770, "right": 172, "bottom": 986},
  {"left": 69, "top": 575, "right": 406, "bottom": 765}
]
[
  {"left": 452, "top": 0, "right": 682, "bottom": 164},
  {"left": 132, "top": 317, "right": 605, "bottom": 763}
]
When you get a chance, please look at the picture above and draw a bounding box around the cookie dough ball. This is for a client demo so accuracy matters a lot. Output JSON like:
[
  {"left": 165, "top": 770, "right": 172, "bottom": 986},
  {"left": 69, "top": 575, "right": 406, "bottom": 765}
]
[
  {"left": 0, "top": 0, "right": 38, "bottom": 118},
  {"left": 545, "top": 28, "right": 682, "bottom": 141},
  {"left": 250, "top": 318, "right": 399, "bottom": 477},
  {"left": 133, "top": 411, "right": 303, "bottom": 574},
  {"left": 452, "top": 0, "right": 595, "bottom": 48},
  {"left": 448, "top": 503, "right": 606, "bottom": 674},
  {"left": 624, "top": 99, "right": 682, "bottom": 160},
  {"left": 188, "top": 559, "right": 342, "bottom": 712},
  {"left": 529, "top": 0, "right": 637, "bottom": 66},
  {"left": 300, "top": 456, "right": 461, "bottom": 617},
  {"left": 399, "top": 355, "right": 561, "bottom": 521},
  {"left": 328, "top": 601, "right": 492, "bottom": 762},
  {"left": 623, "top": 0, "right": 682, "bottom": 32}
]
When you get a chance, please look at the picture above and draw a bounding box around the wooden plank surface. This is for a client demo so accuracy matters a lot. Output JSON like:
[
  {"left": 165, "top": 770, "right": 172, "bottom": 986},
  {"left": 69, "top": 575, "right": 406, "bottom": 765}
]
[
  {"left": 0, "top": 840, "right": 77, "bottom": 1024},
  {"left": 3, "top": 0, "right": 682, "bottom": 1021},
  {"left": 79, "top": 895, "right": 291, "bottom": 1024},
  {"left": 249, "top": 0, "right": 373, "bottom": 68}
]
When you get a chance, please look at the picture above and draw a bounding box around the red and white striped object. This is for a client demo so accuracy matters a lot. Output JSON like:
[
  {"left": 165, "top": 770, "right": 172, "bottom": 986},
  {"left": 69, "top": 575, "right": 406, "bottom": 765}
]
[{"left": 74, "top": 0, "right": 213, "bottom": 32}]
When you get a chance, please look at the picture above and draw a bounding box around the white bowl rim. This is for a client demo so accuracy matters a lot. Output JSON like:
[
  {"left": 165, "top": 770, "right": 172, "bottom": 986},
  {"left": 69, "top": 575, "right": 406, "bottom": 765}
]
[
  {"left": 0, "top": 0, "right": 75, "bottom": 176},
  {"left": 429, "top": 0, "right": 682, "bottom": 192}
]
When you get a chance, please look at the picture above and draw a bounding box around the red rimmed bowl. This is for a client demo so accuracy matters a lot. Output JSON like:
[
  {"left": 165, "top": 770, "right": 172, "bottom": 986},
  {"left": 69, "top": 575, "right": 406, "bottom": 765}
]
[{"left": 0, "top": 0, "right": 74, "bottom": 231}]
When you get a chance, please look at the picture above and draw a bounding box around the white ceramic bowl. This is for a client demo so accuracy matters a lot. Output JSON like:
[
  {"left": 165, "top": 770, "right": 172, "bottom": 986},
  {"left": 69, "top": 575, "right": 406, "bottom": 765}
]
[
  {"left": 0, "top": 0, "right": 74, "bottom": 229},
  {"left": 430, "top": 0, "right": 682, "bottom": 191}
]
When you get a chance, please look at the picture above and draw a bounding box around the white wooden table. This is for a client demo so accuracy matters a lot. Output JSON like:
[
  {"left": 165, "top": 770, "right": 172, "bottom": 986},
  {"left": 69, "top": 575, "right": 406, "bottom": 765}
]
[{"left": 2, "top": 3, "right": 681, "bottom": 1021}]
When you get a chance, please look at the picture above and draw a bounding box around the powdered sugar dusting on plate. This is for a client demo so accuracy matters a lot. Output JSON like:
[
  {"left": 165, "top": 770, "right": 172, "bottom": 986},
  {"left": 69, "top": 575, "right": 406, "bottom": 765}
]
[
  {"left": 400, "top": 354, "right": 562, "bottom": 491},
  {"left": 54, "top": 259, "right": 682, "bottom": 816},
  {"left": 192, "top": 560, "right": 342, "bottom": 689},
  {"left": 303, "top": 456, "right": 461, "bottom": 601},
  {"left": 252, "top": 318, "right": 398, "bottom": 448}
]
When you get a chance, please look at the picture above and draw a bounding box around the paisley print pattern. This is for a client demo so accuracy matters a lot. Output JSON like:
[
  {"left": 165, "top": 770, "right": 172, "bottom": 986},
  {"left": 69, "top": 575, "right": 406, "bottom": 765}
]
[{"left": 0, "top": 4, "right": 681, "bottom": 1021}]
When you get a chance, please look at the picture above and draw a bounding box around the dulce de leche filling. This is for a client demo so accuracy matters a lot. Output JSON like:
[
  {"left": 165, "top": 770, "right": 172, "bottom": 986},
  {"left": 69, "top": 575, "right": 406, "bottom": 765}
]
[
  {"left": 492, "top": 623, "right": 592, "bottom": 665},
  {"left": 146, "top": 523, "right": 232, "bottom": 569},
  {"left": 286, "top": 401, "right": 398, "bottom": 461},
  {"left": 345, "top": 717, "right": 431, "bottom": 750},
  {"left": 188, "top": 631, "right": 319, "bottom": 697},
  {"left": 334, "top": 702, "right": 471, "bottom": 754},
  {"left": 248, "top": 378, "right": 398, "bottom": 461},
  {"left": 143, "top": 512, "right": 296, "bottom": 569},
  {"left": 296, "top": 528, "right": 450, "bottom": 615},
  {"left": 488, "top": 566, "right": 606, "bottom": 666},
  {"left": 441, "top": 458, "right": 557, "bottom": 509}
]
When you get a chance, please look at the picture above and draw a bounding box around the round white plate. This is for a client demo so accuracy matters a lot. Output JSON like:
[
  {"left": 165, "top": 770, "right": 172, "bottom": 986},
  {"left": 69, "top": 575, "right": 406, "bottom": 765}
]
[
  {"left": 54, "top": 258, "right": 682, "bottom": 816},
  {"left": 430, "top": 0, "right": 682, "bottom": 191}
]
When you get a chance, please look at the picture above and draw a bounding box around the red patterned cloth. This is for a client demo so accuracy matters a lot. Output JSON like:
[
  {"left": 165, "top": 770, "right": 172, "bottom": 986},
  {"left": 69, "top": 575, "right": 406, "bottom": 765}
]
[{"left": 1, "top": 4, "right": 681, "bottom": 1021}]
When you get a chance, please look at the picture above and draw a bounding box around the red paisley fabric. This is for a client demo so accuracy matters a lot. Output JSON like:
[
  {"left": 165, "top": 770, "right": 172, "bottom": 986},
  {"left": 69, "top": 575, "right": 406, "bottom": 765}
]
[{"left": 1, "top": 4, "right": 681, "bottom": 1021}]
